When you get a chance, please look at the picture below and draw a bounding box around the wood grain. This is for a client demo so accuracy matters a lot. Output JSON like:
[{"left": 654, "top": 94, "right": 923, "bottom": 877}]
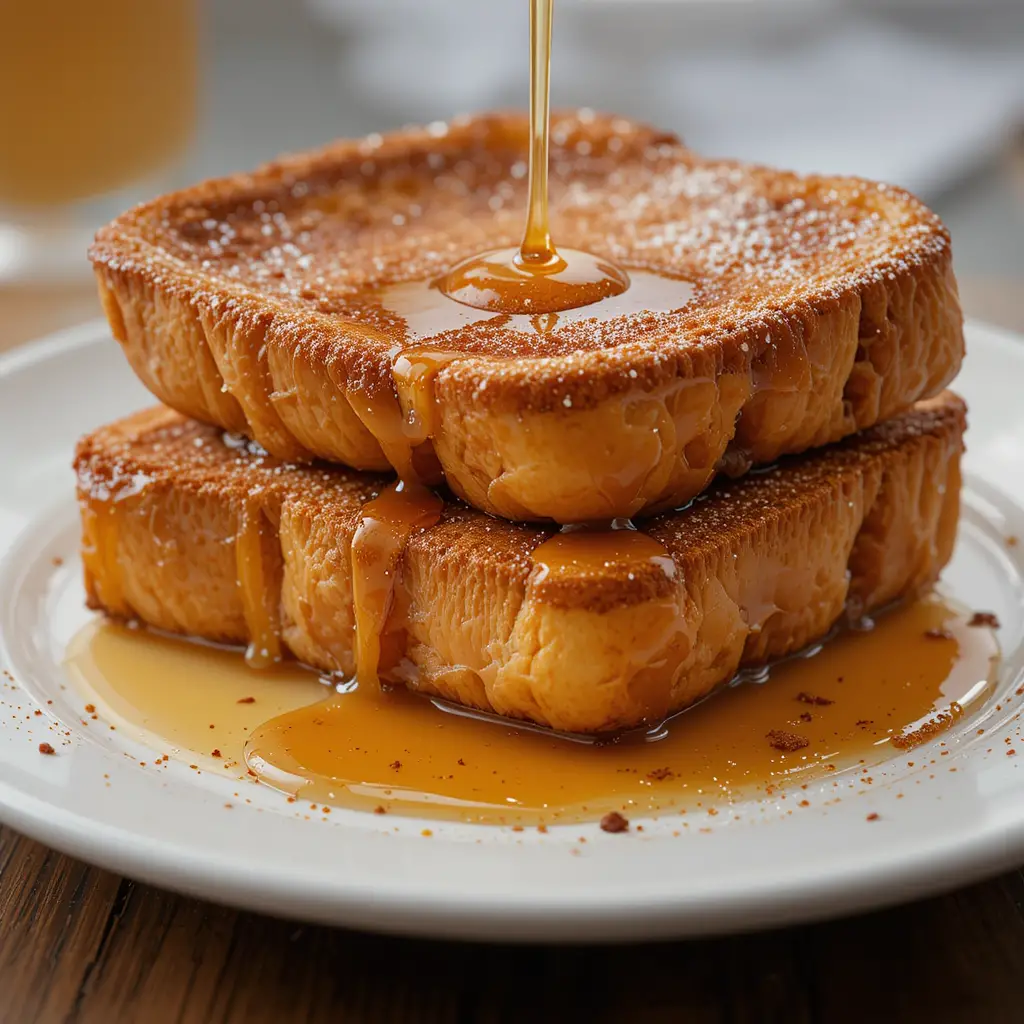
[{"left": 4, "top": 826, "right": 1024, "bottom": 1023}]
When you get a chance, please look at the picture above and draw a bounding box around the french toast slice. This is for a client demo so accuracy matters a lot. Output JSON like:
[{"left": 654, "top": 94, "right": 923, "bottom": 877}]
[
  {"left": 75, "top": 393, "right": 965, "bottom": 734},
  {"left": 90, "top": 112, "right": 963, "bottom": 523}
]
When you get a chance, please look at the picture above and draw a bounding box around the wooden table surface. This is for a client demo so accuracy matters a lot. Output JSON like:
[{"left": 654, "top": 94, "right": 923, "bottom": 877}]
[{"left": 1, "top": 275, "right": 1023, "bottom": 1024}]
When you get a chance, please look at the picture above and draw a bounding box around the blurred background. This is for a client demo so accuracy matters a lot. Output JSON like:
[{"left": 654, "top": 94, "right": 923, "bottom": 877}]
[{"left": 1, "top": 0, "right": 1022, "bottom": 344}]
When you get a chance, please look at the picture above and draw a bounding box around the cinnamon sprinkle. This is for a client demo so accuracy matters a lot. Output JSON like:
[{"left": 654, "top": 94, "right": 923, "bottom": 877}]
[
  {"left": 795, "top": 692, "right": 833, "bottom": 706},
  {"left": 968, "top": 612, "right": 1000, "bottom": 628},
  {"left": 890, "top": 703, "right": 964, "bottom": 750},
  {"left": 766, "top": 729, "right": 809, "bottom": 752},
  {"left": 599, "top": 811, "right": 629, "bottom": 833}
]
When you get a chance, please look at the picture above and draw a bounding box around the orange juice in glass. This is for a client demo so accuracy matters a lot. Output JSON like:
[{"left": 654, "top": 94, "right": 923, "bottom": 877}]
[{"left": 0, "top": 0, "right": 198, "bottom": 280}]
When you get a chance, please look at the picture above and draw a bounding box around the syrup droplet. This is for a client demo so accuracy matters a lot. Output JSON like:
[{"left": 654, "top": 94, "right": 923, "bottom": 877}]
[{"left": 351, "top": 480, "right": 444, "bottom": 688}]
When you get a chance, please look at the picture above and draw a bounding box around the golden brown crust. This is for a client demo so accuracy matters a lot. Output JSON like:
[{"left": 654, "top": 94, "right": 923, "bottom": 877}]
[
  {"left": 75, "top": 393, "right": 965, "bottom": 733},
  {"left": 89, "top": 111, "right": 963, "bottom": 522}
]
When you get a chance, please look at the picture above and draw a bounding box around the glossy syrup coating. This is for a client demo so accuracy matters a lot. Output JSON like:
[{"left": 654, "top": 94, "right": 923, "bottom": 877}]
[
  {"left": 76, "top": 393, "right": 965, "bottom": 733},
  {"left": 89, "top": 111, "right": 964, "bottom": 521}
]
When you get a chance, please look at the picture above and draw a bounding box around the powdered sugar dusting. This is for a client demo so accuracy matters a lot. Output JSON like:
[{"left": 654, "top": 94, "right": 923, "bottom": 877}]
[{"left": 91, "top": 112, "right": 948, "bottom": 364}]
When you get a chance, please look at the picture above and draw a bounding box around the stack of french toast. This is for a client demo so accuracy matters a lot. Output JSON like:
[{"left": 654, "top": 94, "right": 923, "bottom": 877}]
[{"left": 78, "top": 112, "right": 966, "bottom": 734}]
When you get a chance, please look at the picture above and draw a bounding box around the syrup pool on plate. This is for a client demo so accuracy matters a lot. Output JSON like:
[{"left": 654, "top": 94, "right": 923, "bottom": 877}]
[{"left": 65, "top": 595, "right": 1000, "bottom": 827}]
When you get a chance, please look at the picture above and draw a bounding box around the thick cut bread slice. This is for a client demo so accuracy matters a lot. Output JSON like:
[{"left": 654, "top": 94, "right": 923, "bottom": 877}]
[
  {"left": 90, "top": 111, "right": 963, "bottom": 523},
  {"left": 75, "top": 393, "right": 965, "bottom": 734}
]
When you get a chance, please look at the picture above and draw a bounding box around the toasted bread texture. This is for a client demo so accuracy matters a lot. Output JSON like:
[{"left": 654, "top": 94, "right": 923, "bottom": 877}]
[
  {"left": 90, "top": 112, "right": 963, "bottom": 523},
  {"left": 75, "top": 393, "right": 965, "bottom": 733}
]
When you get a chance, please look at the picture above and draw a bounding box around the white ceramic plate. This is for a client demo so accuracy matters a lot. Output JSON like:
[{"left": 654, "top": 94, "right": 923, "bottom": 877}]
[{"left": 2, "top": 319, "right": 1024, "bottom": 943}]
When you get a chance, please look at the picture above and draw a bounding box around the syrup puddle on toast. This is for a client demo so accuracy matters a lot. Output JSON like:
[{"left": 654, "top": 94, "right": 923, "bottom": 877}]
[
  {"left": 382, "top": 269, "right": 694, "bottom": 342},
  {"left": 65, "top": 594, "right": 999, "bottom": 827},
  {"left": 529, "top": 518, "right": 675, "bottom": 583}
]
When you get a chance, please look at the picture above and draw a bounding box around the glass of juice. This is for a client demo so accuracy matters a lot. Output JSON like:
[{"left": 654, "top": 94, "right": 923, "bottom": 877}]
[{"left": 0, "top": 0, "right": 198, "bottom": 283}]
